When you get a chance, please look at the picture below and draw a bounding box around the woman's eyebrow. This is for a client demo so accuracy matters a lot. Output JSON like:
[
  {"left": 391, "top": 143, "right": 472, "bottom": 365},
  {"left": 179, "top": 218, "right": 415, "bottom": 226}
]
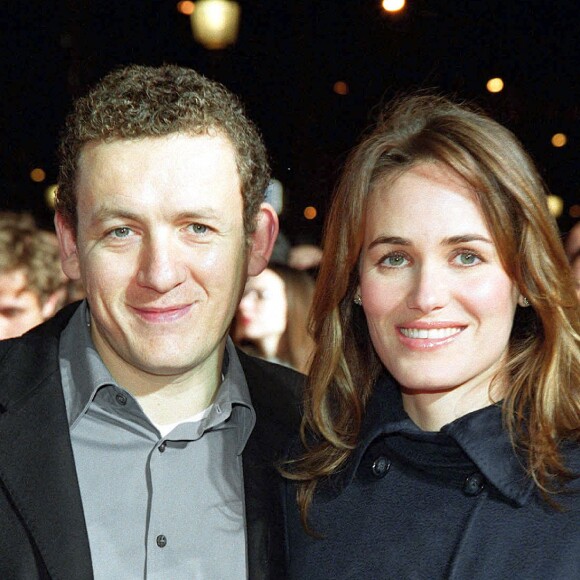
[{"left": 368, "top": 236, "right": 410, "bottom": 250}]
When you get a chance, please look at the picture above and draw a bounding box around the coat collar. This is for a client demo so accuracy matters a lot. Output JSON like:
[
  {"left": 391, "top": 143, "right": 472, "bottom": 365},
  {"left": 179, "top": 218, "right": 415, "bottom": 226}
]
[{"left": 333, "top": 374, "right": 535, "bottom": 507}]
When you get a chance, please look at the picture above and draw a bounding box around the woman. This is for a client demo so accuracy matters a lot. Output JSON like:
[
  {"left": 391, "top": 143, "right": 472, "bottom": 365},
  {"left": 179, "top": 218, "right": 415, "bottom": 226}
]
[
  {"left": 233, "top": 263, "right": 315, "bottom": 373},
  {"left": 283, "top": 95, "right": 579, "bottom": 579}
]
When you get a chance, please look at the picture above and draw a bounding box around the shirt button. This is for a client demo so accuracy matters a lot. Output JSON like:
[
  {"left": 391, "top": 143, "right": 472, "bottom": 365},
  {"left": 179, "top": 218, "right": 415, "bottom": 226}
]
[
  {"left": 156, "top": 534, "right": 167, "bottom": 548},
  {"left": 463, "top": 472, "right": 485, "bottom": 496},
  {"left": 158, "top": 442, "right": 167, "bottom": 453},
  {"left": 371, "top": 456, "right": 391, "bottom": 478},
  {"left": 115, "top": 393, "right": 127, "bottom": 406}
]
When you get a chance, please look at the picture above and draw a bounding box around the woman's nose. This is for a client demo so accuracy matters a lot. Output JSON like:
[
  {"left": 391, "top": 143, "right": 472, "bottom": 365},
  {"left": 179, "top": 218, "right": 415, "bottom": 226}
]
[{"left": 406, "top": 263, "right": 450, "bottom": 313}]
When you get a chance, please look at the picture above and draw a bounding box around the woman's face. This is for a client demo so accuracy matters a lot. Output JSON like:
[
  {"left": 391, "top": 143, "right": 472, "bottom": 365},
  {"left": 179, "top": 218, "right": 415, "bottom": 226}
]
[
  {"left": 236, "top": 268, "right": 287, "bottom": 342},
  {"left": 358, "top": 163, "right": 519, "bottom": 399}
]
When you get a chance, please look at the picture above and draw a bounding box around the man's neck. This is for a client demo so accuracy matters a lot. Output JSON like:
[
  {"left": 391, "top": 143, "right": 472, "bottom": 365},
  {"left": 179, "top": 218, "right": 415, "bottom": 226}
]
[{"left": 132, "top": 375, "right": 220, "bottom": 426}]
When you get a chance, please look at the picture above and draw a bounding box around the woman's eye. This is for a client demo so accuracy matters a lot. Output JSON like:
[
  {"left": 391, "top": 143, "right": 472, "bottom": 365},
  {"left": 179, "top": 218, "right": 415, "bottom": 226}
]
[
  {"left": 382, "top": 253, "right": 409, "bottom": 267},
  {"left": 455, "top": 252, "right": 481, "bottom": 266}
]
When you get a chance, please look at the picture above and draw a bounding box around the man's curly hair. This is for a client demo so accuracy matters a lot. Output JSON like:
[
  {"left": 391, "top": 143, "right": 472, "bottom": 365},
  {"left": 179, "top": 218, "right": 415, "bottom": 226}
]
[{"left": 56, "top": 64, "right": 270, "bottom": 235}]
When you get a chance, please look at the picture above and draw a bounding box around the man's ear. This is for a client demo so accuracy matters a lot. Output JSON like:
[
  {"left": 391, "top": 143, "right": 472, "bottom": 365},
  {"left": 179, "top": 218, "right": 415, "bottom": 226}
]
[
  {"left": 247, "top": 203, "right": 279, "bottom": 277},
  {"left": 54, "top": 212, "right": 81, "bottom": 281}
]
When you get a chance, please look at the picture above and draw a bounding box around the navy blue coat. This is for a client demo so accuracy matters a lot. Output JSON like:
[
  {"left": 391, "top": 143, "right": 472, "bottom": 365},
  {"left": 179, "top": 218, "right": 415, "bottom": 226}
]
[{"left": 284, "top": 374, "right": 579, "bottom": 579}]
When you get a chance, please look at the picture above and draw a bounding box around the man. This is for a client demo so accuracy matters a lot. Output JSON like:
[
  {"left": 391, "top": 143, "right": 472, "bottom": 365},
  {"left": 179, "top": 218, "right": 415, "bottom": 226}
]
[
  {"left": 0, "top": 211, "right": 67, "bottom": 339},
  {"left": 0, "top": 65, "right": 301, "bottom": 579}
]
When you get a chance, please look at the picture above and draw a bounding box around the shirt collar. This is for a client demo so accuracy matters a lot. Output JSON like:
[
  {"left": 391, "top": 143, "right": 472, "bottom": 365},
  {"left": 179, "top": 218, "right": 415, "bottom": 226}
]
[
  {"left": 210, "top": 338, "right": 256, "bottom": 454},
  {"left": 59, "top": 301, "right": 116, "bottom": 429},
  {"left": 59, "top": 301, "right": 256, "bottom": 453},
  {"left": 336, "top": 373, "right": 534, "bottom": 506}
]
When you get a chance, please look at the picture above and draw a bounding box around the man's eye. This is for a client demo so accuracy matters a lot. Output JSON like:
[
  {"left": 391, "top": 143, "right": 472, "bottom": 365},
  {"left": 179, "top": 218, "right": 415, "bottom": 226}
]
[
  {"left": 110, "top": 227, "right": 132, "bottom": 238},
  {"left": 188, "top": 223, "right": 208, "bottom": 235}
]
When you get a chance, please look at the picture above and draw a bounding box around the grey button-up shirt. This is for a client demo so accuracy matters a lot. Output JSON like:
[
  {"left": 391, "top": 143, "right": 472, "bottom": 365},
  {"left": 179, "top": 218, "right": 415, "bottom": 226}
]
[{"left": 59, "top": 302, "right": 256, "bottom": 579}]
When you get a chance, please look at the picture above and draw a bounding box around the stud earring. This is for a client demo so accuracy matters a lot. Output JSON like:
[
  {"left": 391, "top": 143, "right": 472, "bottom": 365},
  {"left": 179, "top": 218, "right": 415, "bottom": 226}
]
[
  {"left": 354, "top": 294, "right": 362, "bottom": 306},
  {"left": 519, "top": 296, "right": 530, "bottom": 307}
]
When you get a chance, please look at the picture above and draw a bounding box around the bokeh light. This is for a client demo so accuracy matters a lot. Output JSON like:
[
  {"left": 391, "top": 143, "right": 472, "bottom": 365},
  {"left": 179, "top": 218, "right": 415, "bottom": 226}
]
[
  {"left": 569, "top": 204, "right": 580, "bottom": 219},
  {"left": 30, "top": 168, "right": 46, "bottom": 183},
  {"left": 382, "top": 0, "right": 405, "bottom": 12},
  {"left": 45, "top": 185, "right": 58, "bottom": 209},
  {"left": 333, "top": 81, "right": 349, "bottom": 95},
  {"left": 177, "top": 1, "right": 195, "bottom": 15},
  {"left": 546, "top": 195, "right": 563, "bottom": 218},
  {"left": 486, "top": 78, "right": 504, "bottom": 93},
  {"left": 304, "top": 206, "right": 317, "bottom": 220},
  {"left": 551, "top": 133, "right": 567, "bottom": 147}
]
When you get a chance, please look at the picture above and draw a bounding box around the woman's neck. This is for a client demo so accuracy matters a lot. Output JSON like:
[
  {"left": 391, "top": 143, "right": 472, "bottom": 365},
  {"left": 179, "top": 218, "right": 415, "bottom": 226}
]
[{"left": 400, "top": 373, "right": 505, "bottom": 432}]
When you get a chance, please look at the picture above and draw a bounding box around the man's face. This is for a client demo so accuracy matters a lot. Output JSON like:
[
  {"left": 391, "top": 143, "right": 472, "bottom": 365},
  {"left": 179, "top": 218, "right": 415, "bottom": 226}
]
[
  {"left": 56, "top": 133, "right": 267, "bottom": 387},
  {"left": 0, "top": 269, "right": 48, "bottom": 339}
]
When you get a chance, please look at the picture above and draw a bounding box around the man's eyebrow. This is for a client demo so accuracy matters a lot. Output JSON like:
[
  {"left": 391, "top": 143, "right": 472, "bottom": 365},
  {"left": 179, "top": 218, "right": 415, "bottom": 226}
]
[
  {"left": 90, "top": 207, "right": 140, "bottom": 224},
  {"left": 367, "top": 234, "right": 493, "bottom": 250},
  {"left": 90, "top": 207, "right": 222, "bottom": 223}
]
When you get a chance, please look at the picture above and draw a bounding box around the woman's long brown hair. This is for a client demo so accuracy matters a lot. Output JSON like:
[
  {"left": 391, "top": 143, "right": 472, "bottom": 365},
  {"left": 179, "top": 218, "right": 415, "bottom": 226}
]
[{"left": 282, "top": 94, "right": 580, "bottom": 531}]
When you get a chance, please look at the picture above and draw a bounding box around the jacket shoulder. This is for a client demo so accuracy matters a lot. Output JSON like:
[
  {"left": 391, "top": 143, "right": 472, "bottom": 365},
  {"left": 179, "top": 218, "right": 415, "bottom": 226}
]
[
  {"left": 0, "top": 302, "right": 80, "bottom": 408},
  {"left": 237, "top": 348, "right": 303, "bottom": 433}
]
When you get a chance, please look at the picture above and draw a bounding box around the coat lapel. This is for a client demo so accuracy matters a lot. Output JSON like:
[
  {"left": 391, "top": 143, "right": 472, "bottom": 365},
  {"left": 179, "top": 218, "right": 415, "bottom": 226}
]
[{"left": 0, "top": 325, "right": 93, "bottom": 579}]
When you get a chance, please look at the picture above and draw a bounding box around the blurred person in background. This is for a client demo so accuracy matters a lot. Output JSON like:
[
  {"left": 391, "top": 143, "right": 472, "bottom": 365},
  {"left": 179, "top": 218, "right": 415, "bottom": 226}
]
[
  {"left": 565, "top": 221, "right": 580, "bottom": 300},
  {"left": 283, "top": 94, "right": 579, "bottom": 579},
  {"left": 288, "top": 244, "right": 323, "bottom": 272},
  {"left": 0, "top": 211, "right": 68, "bottom": 339},
  {"left": 233, "top": 263, "right": 315, "bottom": 374}
]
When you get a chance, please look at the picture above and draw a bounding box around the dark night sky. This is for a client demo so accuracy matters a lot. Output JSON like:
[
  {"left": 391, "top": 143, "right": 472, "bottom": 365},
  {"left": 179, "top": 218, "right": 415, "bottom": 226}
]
[{"left": 1, "top": 0, "right": 579, "bottom": 242}]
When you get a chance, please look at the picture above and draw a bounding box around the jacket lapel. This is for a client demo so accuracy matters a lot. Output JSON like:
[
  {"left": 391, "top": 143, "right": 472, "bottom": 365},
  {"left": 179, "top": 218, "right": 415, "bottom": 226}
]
[
  {"left": 0, "top": 322, "right": 93, "bottom": 579},
  {"left": 239, "top": 350, "right": 301, "bottom": 580}
]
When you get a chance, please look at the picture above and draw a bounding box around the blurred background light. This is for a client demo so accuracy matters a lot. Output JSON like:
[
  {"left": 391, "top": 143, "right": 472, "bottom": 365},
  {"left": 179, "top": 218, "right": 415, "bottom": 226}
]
[
  {"left": 546, "top": 194, "right": 564, "bottom": 218},
  {"left": 551, "top": 133, "right": 567, "bottom": 147},
  {"left": 30, "top": 168, "right": 46, "bottom": 183},
  {"left": 333, "top": 81, "right": 349, "bottom": 95},
  {"left": 45, "top": 185, "right": 58, "bottom": 209},
  {"left": 177, "top": 1, "right": 195, "bottom": 15},
  {"left": 486, "top": 77, "right": 504, "bottom": 93},
  {"left": 304, "top": 206, "right": 317, "bottom": 220},
  {"left": 190, "top": 0, "right": 241, "bottom": 50},
  {"left": 382, "top": 0, "right": 406, "bottom": 13},
  {"left": 569, "top": 205, "right": 580, "bottom": 219}
]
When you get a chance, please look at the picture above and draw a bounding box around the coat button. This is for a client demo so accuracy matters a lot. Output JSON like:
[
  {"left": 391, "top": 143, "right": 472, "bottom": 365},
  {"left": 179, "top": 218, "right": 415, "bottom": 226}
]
[
  {"left": 159, "top": 442, "right": 167, "bottom": 453},
  {"left": 463, "top": 472, "right": 485, "bottom": 496},
  {"left": 371, "top": 456, "right": 391, "bottom": 478},
  {"left": 115, "top": 393, "right": 127, "bottom": 406},
  {"left": 156, "top": 534, "right": 167, "bottom": 548}
]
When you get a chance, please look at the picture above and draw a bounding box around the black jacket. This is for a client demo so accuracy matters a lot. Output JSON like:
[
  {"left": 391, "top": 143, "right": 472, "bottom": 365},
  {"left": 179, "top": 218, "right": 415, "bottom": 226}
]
[
  {"left": 284, "top": 374, "right": 579, "bottom": 579},
  {"left": 0, "top": 303, "right": 302, "bottom": 579}
]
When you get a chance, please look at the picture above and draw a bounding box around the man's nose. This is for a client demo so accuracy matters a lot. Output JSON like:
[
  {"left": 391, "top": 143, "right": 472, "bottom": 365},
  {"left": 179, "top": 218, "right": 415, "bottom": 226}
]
[{"left": 136, "top": 236, "right": 186, "bottom": 293}]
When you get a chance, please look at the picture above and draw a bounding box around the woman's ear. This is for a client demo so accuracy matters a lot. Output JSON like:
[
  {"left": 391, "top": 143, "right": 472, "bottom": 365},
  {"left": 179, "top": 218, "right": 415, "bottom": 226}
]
[{"left": 247, "top": 203, "right": 279, "bottom": 277}]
